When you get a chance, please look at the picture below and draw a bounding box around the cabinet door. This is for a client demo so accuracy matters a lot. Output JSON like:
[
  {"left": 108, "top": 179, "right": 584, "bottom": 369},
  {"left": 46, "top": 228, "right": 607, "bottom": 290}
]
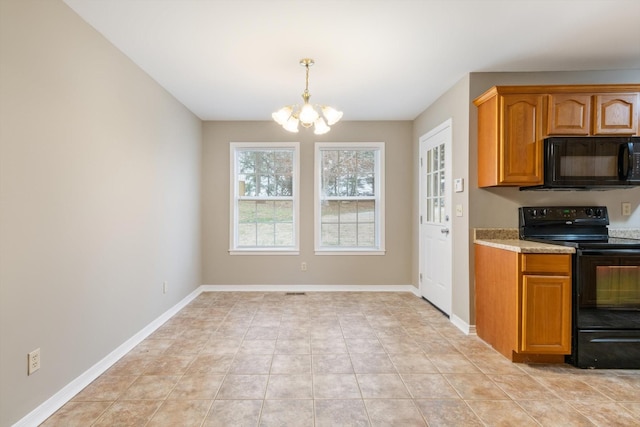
[
  {"left": 593, "top": 93, "right": 639, "bottom": 135},
  {"left": 546, "top": 94, "right": 591, "bottom": 135},
  {"left": 520, "top": 275, "right": 571, "bottom": 354},
  {"left": 500, "top": 94, "right": 544, "bottom": 185}
]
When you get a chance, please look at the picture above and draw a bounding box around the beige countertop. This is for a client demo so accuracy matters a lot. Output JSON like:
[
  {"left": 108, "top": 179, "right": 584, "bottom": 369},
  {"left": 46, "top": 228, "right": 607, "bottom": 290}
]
[
  {"left": 474, "top": 228, "right": 575, "bottom": 254},
  {"left": 474, "top": 238, "right": 575, "bottom": 254}
]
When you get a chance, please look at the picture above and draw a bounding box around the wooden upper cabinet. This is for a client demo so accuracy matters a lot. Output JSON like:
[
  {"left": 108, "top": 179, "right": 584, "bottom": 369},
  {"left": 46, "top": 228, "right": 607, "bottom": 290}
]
[
  {"left": 501, "top": 94, "right": 544, "bottom": 185},
  {"left": 475, "top": 88, "right": 543, "bottom": 187},
  {"left": 546, "top": 94, "right": 591, "bottom": 135},
  {"left": 593, "top": 93, "right": 639, "bottom": 135}
]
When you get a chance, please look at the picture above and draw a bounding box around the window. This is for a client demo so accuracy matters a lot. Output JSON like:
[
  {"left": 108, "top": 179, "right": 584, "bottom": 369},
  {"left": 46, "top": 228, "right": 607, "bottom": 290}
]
[
  {"left": 315, "top": 142, "right": 385, "bottom": 254},
  {"left": 230, "top": 142, "right": 299, "bottom": 254}
]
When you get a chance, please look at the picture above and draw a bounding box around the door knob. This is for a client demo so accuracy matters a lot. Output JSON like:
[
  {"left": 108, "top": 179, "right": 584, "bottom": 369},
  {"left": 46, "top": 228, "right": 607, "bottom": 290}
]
[{"left": 441, "top": 228, "right": 449, "bottom": 234}]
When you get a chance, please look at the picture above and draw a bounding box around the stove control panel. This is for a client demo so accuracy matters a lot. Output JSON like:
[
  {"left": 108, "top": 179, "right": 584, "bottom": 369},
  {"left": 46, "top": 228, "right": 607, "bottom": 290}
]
[{"left": 520, "top": 206, "right": 609, "bottom": 225}]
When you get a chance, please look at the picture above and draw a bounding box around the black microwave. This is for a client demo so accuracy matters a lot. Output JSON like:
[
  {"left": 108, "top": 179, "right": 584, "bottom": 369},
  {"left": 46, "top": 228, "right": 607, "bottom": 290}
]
[{"left": 521, "top": 136, "right": 640, "bottom": 190}]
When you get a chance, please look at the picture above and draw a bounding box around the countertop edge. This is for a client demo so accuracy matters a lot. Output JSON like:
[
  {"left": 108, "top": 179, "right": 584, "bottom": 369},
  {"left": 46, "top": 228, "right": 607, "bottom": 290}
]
[{"left": 474, "top": 239, "right": 576, "bottom": 254}]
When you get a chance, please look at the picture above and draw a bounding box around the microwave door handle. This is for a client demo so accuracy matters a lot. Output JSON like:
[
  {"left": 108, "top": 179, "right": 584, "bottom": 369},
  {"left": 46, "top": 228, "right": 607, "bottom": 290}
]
[{"left": 618, "top": 142, "right": 632, "bottom": 179}]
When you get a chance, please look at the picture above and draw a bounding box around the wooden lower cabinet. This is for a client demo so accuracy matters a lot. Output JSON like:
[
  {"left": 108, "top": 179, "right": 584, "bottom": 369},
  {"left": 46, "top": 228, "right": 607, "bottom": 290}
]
[
  {"left": 475, "top": 244, "right": 572, "bottom": 362},
  {"left": 521, "top": 274, "right": 571, "bottom": 353}
]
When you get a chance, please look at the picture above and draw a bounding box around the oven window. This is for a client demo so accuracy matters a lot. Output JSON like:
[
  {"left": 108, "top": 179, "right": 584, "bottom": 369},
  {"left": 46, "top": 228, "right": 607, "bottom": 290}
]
[{"left": 596, "top": 265, "right": 640, "bottom": 308}]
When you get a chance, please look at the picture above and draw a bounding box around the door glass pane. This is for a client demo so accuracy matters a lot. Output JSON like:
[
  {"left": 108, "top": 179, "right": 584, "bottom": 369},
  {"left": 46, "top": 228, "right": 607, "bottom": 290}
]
[{"left": 425, "top": 142, "right": 446, "bottom": 224}]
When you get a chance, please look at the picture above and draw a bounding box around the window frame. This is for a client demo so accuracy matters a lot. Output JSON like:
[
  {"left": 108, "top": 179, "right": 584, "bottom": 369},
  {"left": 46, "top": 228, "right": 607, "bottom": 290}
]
[
  {"left": 314, "top": 142, "right": 385, "bottom": 255},
  {"left": 229, "top": 142, "right": 300, "bottom": 255}
]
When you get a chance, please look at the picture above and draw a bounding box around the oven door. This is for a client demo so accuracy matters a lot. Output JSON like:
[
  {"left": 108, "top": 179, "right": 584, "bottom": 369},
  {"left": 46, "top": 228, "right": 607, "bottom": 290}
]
[
  {"left": 573, "top": 249, "right": 640, "bottom": 368},
  {"left": 576, "top": 250, "right": 640, "bottom": 329}
]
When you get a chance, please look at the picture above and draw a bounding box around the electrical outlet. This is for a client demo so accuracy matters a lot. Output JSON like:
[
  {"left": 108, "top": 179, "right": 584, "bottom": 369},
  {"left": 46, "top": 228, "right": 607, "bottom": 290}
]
[
  {"left": 28, "top": 348, "right": 40, "bottom": 375},
  {"left": 301, "top": 262, "right": 307, "bottom": 271},
  {"left": 163, "top": 281, "right": 168, "bottom": 294},
  {"left": 622, "top": 202, "right": 631, "bottom": 216}
]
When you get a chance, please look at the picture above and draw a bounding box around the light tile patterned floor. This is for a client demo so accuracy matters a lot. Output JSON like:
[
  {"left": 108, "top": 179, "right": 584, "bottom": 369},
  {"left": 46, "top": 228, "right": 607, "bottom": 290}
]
[{"left": 41, "top": 292, "right": 640, "bottom": 426}]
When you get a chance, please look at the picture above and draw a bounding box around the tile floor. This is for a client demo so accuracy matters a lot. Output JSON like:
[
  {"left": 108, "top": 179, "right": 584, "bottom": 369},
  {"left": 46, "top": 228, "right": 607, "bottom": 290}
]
[{"left": 42, "top": 291, "right": 640, "bottom": 426}]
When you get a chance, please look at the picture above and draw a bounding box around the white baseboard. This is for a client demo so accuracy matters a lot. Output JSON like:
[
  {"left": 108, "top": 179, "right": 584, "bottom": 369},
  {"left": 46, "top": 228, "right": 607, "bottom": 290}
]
[
  {"left": 450, "top": 313, "right": 476, "bottom": 335},
  {"left": 201, "top": 284, "right": 420, "bottom": 296},
  {"left": 13, "top": 287, "right": 203, "bottom": 427}
]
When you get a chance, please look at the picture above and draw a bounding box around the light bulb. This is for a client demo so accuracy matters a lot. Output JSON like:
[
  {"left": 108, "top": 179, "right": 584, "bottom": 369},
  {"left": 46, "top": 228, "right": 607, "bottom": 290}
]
[
  {"left": 272, "top": 106, "right": 293, "bottom": 125},
  {"left": 299, "top": 103, "right": 319, "bottom": 125},
  {"left": 283, "top": 116, "right": 299, "bottom": 133},
  {"left": 313, "top": 117, "right": 330, "bottom": 135},
  {"left": 321, "top": 106, "right": 343, "bottom": 125}
]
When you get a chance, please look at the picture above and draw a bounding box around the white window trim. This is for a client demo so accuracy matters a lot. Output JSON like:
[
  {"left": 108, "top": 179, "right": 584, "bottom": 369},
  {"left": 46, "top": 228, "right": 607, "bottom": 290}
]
[
  {"left": 229, "top": 142, "right": 300, "bottom": 255},
  {"left": 314, "top": 142, "right": 385, "bottom": 255}
]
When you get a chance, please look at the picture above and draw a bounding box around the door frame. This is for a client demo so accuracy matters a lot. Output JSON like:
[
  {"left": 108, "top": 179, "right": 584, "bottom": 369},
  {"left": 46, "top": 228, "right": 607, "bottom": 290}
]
[{"left": 418, "top": 118, "right": 453, "bottom": 314}]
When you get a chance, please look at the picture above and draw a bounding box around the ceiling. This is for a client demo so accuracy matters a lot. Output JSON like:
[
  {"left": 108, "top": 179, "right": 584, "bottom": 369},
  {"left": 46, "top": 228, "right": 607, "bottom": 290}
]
[{"left": 62, "top": 0, "right": 640, "bottom": 122}]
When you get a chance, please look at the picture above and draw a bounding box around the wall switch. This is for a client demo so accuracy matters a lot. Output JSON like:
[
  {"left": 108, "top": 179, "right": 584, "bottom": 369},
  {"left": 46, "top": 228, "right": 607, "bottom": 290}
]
[
  {"left": 301, "top": 262, "right": 307, "bottom": 271},
  {"left": 28, "top": 348, "right": 40, "bottom": 375},
  {"left": 622, "top": 202, "right": 631, "bottom": 216},
  {"left": 455, "top": 204, "right": 463, "bottom": 217},
  {"left": 454, "top": 178, "right": 464, "bottom": 193},
  {"left": 163, "top": 281, "right": 168, "bottom": 294}
]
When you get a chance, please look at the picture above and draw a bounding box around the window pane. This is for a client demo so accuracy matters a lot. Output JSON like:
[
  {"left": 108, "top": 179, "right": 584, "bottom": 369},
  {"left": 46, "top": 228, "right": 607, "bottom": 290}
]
[
  {"left": 238, "top": 201, "right": 257, "bottom": 222},
  {"left": 275, "top": 223, "right": 294, "bottom": 246},
  {"left": 256, "top": 201, "right": 273, "bottom": 221},
  {"left": 257, "top": 174, "right": 274, "bottom": 196},
  {"left": 338, "top": 201, "right": 357, "bottom": 223},
  {"left": 358, "top": 223, "right": 375, "bottom": 246},
  {"left": 238, "top": 151, "right": 255, "bottom": 174},
  {"left": 274, "top": 201, "right": 293, "bottom": 221},
  {"left": 357, "top": 151, "right": 375, "bottom": 175},
  {"left": 339, "top": 223, "right": 358, "bottom": 246},
  {"left": 275, "top": 174, "right": 292, "bottom": 196},
  {"left": 243, "top": 174, "right": 256, "bottom": 196},
  {"left": 321, "top": 201, "right": 340, "bottom": 223},
  {"left": 238, "top": 223, "right": 257, "bottom": 246},
  {"left": 257, "top": 223, "right": 275, "bottom": 246},
  {"left": 321, "top": 223, "right": 339, "bottom": 245},
  {"left": 274, "top": 151, "right": 293, "bottom": 173},
  {"left": 256, "top": 151, "right": 273, "bottom": 172},
  {"left": 357, "top": 201, "right": 375, "bottom": 222},
  {"left": 357, "top": 175, "right": 374, "bottom": 196}
]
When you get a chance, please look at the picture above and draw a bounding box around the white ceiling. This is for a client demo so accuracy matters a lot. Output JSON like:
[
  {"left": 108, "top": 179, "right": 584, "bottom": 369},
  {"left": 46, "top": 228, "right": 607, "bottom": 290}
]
[{"left": 63, "top": 0, "right": 640, "bottom": 121}]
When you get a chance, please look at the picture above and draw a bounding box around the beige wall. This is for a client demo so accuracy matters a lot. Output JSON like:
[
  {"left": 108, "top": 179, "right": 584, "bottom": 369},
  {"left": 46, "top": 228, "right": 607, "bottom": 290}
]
[
  {"left": 202, "top": 121, "right": 414, "bottom": 286},
  {"left": 0, "top": 1, "right": 202, "bottom": 425},
  {"left": 413, "top": 75, "right": 472, "bottom": 324}
]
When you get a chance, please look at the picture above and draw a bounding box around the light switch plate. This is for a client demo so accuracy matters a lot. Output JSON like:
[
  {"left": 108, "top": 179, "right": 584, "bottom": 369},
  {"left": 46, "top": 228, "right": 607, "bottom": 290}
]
[
  {"left": 454, "top": 178, "right": 464, "bottom": 193},
  {"left": 455, "top": 204, "right": 463, "bottom": 217}
]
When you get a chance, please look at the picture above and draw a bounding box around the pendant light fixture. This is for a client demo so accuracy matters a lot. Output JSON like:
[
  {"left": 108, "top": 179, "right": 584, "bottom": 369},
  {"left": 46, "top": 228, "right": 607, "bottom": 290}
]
[{"left": 272, "top": 58, "right": 343, "bottom": 135}]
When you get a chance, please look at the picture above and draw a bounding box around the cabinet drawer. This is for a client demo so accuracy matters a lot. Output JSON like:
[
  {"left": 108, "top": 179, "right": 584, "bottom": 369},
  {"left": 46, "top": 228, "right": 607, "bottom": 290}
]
[{"left": 521, "top": 254, "right": 571, "bottom": 275}]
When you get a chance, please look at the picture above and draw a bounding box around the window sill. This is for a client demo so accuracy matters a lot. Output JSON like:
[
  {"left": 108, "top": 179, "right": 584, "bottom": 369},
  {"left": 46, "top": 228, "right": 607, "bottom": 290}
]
[
  {"left": 229, "top": 250, "right": 300, "bottom": 256},
  {"left": 314, "top": 250, "right": 386, "bottom": 256}
]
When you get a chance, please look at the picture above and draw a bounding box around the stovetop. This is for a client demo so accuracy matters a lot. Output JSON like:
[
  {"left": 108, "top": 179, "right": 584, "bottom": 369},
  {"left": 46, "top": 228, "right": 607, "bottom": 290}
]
[{"left": 519, "top": 206, "right": 640, "bottom": 250}]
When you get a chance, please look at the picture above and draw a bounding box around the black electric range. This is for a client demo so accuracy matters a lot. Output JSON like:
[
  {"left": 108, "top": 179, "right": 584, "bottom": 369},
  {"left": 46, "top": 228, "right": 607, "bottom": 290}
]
[{"left": 519, "top": 206, "right": 640, "bottom": 368}]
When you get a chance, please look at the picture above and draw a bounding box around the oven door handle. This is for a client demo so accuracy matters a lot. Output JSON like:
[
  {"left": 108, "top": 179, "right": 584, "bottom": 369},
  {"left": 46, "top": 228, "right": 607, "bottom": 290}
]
[{"left": 578, "top": 248, "right": 640, "bottom": 256}]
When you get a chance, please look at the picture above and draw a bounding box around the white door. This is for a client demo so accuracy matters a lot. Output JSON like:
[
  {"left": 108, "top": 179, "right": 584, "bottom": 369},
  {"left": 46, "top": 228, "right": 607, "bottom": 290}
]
[{"left": 419, "top": 119, "right": 452, "bottom": 315}]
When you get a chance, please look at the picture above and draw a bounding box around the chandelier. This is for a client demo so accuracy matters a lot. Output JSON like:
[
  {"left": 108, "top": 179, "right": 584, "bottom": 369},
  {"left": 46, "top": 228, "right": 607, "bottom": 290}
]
[{"left": 272, "top": 58, "right": 343, "bottom": 135}]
